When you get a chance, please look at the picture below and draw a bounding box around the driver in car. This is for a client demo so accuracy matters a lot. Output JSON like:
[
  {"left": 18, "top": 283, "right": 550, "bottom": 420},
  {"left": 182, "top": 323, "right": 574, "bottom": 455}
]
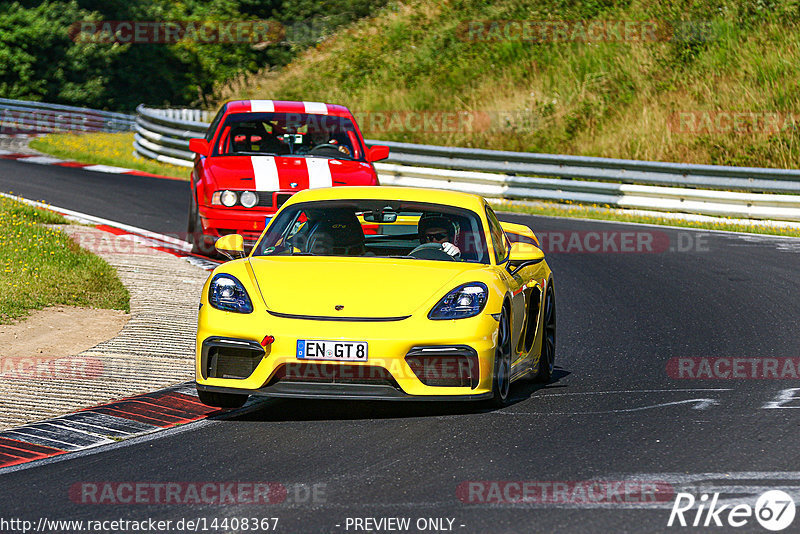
[
  {"left": 418, "top": 214, "right": 461, "bottom": 259},
  {"left": 327, "top": 136, "right": 352, "bottom": 157}
]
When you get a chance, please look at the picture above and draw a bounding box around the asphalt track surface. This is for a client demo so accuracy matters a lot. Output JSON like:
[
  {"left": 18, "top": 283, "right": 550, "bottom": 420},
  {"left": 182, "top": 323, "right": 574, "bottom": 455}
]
[{"left": 2, "top": 158, "right": 800, "bottom": 533}]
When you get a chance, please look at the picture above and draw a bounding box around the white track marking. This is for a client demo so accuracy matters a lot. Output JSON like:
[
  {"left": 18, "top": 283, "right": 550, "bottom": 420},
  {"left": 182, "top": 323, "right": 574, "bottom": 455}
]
[
  {"left": 762, "top": 388, "right": 800, "bottom": 409},
  {"left": 18, "top": 156, "right": 63, "bottom": 164},
  {"left": 536, "top": 389, "right": 733, "bottom": 397},
  {"left": 496, "top": 398, "right": 721, "bottom": 415},
  {"left": 82, "top": 164, "right": 131, "bottom": 173}
]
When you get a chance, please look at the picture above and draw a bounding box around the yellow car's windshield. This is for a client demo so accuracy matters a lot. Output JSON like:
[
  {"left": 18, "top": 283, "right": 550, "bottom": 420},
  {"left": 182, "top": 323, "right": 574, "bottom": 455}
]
[{"left": 253, "top": 200, "right": 491, "bottom": 264}]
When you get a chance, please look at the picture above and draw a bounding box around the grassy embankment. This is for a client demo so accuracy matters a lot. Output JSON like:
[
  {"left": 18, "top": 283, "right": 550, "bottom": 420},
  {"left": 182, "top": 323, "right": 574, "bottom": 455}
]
[
  {"left": 217, "top": 0, "right": 800, "bottom": 169},
  {"left": 0, "top": 196, "right": 129, "bottom": 323},
  {"left": 213, "top": 0, "right": 800, "bottom": 236}
]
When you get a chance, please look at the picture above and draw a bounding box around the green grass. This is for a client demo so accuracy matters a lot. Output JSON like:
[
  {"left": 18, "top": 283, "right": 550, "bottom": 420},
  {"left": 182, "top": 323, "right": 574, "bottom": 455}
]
[
  {"left": 29, "top": 132, "right": 189, "bottom": 180},
  {"left": 0, "top": 196, "right": 130, "bottom": 323},
  {"left": 215, "top": 0, "right": 800, "bottom": 169},
  {"left": 492, "top": 199, "right": 800, "bottom": 238}
]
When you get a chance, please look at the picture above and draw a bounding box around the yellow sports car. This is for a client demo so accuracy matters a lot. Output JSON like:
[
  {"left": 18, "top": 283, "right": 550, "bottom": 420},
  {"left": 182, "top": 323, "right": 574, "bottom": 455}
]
[{"left": 195, "top": 186, "right": 555, "bottom": 408}]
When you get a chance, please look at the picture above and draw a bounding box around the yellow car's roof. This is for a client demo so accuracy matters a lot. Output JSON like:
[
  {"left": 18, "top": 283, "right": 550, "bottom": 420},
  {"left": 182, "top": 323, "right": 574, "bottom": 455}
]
[{"left": 284, "top": 186, "right": 488, "bottom": 213}]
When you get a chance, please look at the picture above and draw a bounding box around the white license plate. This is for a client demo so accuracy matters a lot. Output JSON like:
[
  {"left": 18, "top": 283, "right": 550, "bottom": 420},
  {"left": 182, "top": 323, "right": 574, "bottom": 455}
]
[{"left": 296, "top": 340, "right": 368, "bottom": 361}]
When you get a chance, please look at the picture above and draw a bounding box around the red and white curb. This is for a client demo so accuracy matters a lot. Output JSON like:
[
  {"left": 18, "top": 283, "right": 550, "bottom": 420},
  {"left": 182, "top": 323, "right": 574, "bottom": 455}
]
[
  {"left": 0, "top": 384, "right": 230, "bottom": 470},
  {"left": 0, "top": 150, "right": 184, "bottom": 180}
]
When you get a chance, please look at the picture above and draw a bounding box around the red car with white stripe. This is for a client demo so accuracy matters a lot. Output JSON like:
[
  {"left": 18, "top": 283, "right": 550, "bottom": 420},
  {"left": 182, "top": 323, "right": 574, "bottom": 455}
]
[{"left": 186, "top": 100, "right": 389, "bottom": 254}]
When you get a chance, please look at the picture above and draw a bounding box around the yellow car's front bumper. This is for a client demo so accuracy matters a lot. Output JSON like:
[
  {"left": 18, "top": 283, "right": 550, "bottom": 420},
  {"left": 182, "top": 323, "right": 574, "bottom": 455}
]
[{"left": 195, "top": 306, "right": 500, "bottom": 401}]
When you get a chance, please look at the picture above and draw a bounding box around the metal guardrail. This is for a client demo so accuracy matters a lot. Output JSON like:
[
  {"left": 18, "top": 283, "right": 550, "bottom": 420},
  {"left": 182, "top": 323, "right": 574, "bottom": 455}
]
[
  {"left": 132, "top": 105, "right": 800, "bottom": 221},
  {"left": 0, "top": 98, "right": 134, "bottom": 134},
  {"left": 133, "top": 105, "right": 210, "bottom": 167}
]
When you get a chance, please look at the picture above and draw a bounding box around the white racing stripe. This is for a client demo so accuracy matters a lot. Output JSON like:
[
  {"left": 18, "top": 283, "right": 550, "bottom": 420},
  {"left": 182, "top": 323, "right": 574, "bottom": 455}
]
[
  {"left": 303, "top": 101, "right": 328, "bottom": 115},
  {"left": 251, "top": 156, "right": 281, "bottom": 191},
  {"left": 306, "top": 158, "right": 333, "bottom": 188},
  {"left": 250, "top": 100, "right": 275, "bottom": 112}
]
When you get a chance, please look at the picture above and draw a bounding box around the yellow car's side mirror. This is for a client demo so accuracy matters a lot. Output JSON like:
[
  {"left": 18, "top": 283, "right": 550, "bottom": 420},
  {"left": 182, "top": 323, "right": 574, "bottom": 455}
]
[
  {"left": 215, "top": 234, "right": 245, "bottom": 260},
  {"left": 507, "top": 241, "right": 544, "bottom": 275}
]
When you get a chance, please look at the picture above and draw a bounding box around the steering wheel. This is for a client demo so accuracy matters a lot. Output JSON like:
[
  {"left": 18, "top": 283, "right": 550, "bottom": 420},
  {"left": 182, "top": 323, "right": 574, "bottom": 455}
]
[
  {"left": 309, "top": 143, "right": 343, "bottom": 154},
  {"left": 407, "top": 242, "right": 455, "bottom": 261}
]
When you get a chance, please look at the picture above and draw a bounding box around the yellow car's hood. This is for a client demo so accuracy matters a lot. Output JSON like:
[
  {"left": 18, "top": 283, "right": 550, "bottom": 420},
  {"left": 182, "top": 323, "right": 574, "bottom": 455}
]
[{"left": 247, "top": 256, "right": 477, "bottom": 318}]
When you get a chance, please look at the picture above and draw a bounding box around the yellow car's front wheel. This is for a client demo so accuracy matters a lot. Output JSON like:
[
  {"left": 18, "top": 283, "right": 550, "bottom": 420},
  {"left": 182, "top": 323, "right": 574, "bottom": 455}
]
[
  {"left": 488, "top": 307, "right": 512, "bottom": 408},
  {"left": 533, "top": 284, "right": 557, "bottom": 383}
]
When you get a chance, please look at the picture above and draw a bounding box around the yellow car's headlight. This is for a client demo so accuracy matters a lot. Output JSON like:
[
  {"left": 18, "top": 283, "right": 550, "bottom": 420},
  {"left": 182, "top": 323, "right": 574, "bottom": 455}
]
[
  {"left": 428, "top": 282, "right": 488, "bottom": 320},
  {"left": 208, "top": 274, "right": 253, "bottom": 313}
]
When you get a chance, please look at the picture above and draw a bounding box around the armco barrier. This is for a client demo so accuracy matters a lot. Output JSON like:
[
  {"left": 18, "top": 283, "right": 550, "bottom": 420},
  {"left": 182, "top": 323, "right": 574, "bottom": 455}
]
[
  {"left": 132, "top": 105, "right": 800, "bottom": 222},
  {"left": 0, "top": 98, "right": 134, "bottom": 134},
  {"left": 133, "top": 105, "right": 211, "bottom": 167}
]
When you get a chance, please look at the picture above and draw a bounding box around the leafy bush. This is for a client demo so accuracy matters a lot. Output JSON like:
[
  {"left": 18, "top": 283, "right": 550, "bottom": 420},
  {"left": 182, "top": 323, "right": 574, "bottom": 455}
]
[{"left": 0, "top": 0, "right": 389, "bottom": 111}]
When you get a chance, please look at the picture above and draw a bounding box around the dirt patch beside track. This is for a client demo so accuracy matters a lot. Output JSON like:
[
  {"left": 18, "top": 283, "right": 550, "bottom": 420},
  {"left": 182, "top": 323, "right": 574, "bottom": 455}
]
[
  {"left": 0, "top": 225, "right": 209, "bottom": 430},
  {"left": 1, "top": 306, "right": 128, "bottom": 359}
]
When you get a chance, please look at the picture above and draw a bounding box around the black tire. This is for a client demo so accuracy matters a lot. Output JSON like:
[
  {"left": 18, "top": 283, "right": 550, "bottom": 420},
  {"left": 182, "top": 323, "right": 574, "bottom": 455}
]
[
  {"left": 197, "top": 389, "right": 248, "bottom": 408},
  {"left": 188, "top": 193, "right": 217, "bottom": 256},
  {"left": 533, "top": 284, "right": 556, "bottom": 383},
  {"left": 488, "top": 307, "right": 512, "bottom": 408}
]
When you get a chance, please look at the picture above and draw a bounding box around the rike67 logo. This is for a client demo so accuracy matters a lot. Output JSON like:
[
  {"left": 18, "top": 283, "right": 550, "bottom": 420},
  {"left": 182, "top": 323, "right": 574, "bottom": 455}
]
[{"left": 668, "top": 490, "right": 796, "bottom": 531}]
